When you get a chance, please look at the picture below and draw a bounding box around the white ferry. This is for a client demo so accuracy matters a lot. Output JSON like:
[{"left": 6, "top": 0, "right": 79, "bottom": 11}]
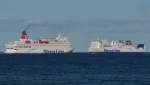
[
  {"left": 5, "top": 30, "right": 73, "bottom": 53},
  {"left": 88, "top": 39, "right": 145, "bottom": 52}
]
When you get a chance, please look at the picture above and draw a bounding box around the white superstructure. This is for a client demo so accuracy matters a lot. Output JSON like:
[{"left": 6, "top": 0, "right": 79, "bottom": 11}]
[
  {"left": 88, "top": 39, "right": 145, "bottom": 52},
  {"left": 5, "top": 30, "right": 73, "bottom": 53}
]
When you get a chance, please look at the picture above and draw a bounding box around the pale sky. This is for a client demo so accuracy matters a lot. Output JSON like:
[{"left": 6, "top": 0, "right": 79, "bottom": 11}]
[{"left": 0, "top": 0, "right": 149, "bottom": 20}]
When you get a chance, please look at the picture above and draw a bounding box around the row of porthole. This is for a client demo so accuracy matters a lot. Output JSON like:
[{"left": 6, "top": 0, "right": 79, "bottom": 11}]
[{"left": 15, "top": 46, "right": 31, "bottom": 48}]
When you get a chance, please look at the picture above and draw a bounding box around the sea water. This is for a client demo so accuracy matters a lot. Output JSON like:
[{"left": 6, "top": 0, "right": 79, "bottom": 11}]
[{"left": 0, "top": 52, "right": 150, "bottom": 85}]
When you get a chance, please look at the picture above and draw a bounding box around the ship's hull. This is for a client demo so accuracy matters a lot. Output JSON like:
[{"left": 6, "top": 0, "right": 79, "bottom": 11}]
[
  {"left": 5, "top": 46, "right": 74, "bottom": 54},
  {"left": 3, "top": 52, "right": 148, "bottom": 55}
]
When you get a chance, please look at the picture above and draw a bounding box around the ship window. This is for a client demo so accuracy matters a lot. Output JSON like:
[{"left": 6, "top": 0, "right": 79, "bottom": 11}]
[
  {"left": 34, "top": 41, "right": 38, "bottom": 44},
  {"left": 24, "top": 46, "right": 31, "bottom": 48},
  {"left": 125, "top": 40, "right": 132, "bottom": 45},
  {"left": 15, "top": 46, "right": 31, "bottom": 48},
  {"left": 25, "top": 40, "right": 31, "bottom": 44},
  {"left": 39, "top": 40, "right": 49, "bottom": 44}
]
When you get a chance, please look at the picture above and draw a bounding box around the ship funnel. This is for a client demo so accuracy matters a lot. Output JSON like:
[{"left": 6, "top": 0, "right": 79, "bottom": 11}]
[
  {"left": 137, "top": 44, "right": 145, "bottom": 50},
  {"left": 20, "top": 30, "right": 29, "bottom": 40}
]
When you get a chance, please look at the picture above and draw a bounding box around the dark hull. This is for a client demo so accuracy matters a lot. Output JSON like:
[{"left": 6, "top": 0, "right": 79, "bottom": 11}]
[{"left": 0, "top": 52, "right": 150, "bottom": 85}]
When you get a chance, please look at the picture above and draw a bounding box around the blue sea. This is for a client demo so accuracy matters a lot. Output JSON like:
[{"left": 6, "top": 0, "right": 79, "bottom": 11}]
[{"left": 0, "top": 52, "right": 150, "bottom": 85}]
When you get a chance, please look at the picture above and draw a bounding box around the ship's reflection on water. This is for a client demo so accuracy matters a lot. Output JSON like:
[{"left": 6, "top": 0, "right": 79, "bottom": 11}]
[{"left": 0, "top": 53, "right": 150, "bottom": 85}]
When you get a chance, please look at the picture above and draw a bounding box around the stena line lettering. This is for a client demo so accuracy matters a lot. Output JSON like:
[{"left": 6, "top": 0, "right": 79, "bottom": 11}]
[
  {"left": 43, "top": 49, "right": 64, "bottom": 53},
  {"left": 104, "top": 49, "right": 120, "bottom": 52}
]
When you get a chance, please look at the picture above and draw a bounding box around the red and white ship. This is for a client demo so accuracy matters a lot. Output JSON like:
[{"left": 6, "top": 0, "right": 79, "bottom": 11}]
[{"left": 5, "top": 30, "right": 73, "bottom": 53}]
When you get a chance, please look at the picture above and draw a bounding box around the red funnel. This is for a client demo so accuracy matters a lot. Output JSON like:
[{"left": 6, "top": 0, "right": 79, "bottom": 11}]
[{"left": 20, "top": 30, "right": 28, "bottom": 40}]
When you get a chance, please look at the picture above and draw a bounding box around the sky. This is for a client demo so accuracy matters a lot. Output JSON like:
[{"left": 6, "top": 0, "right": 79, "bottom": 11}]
[
  {"left": 0, "top": 0, "right": 150, "bottom": 52},
  {"left": 0, "top": 0, "right": 149, "bottom": 20}
]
